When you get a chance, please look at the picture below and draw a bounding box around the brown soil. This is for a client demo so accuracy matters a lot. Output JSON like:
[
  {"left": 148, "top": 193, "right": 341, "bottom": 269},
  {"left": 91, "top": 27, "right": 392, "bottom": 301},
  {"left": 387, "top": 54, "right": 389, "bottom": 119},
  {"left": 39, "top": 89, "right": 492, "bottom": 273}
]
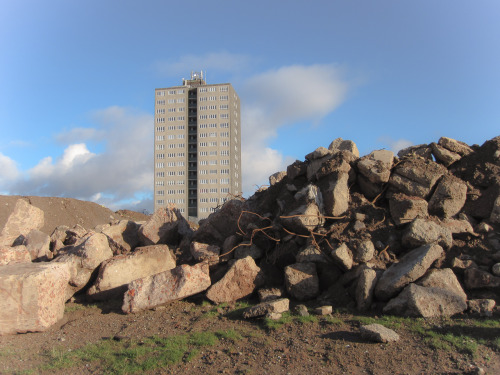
[
  {"left": 1, "top": 298, "right": 499, "bottom": 375},
  {"left": 0, "top": 195, "right": 150, "bottom": 235}
]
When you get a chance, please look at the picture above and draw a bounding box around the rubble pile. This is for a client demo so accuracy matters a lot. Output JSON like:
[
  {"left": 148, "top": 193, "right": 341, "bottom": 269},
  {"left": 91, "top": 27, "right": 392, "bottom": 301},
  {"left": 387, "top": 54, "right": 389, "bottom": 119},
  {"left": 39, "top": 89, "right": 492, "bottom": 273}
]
[{"left": 1, "top": 136, "right": 499, "bottom": 335}]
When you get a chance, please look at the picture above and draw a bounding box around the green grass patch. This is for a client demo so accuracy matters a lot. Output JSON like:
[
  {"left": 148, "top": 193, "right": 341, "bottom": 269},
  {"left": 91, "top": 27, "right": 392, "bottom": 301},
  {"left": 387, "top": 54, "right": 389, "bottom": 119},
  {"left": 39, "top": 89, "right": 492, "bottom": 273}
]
[
  {"left": 40, "top": 329, "right": 243, "bottom": 374},
  {"left": 324, "top": 315, "right": 343, "bottom": 326},
  {"left": 296, "top": 315, "right": 318, "bottom": 324}
]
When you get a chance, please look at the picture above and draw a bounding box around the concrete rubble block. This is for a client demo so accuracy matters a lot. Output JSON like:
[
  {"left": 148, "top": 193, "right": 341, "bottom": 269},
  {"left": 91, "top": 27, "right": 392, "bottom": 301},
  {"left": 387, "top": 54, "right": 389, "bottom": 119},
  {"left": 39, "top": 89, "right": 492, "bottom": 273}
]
[
  {"left": 286, "top": 160, "right": 307, "bottom": 180},
  {"left": 284, "top": 262, "right": 320, "bottom": 301},
  {"left": 281, "top": 185, "right": 324, "bottom": 235},
  {"left": 440, "top": 219, "right": 476, "bottom": 236},
  {"left": 330, "top": 243, "right": 353, "bottom": 271},
  {"left": 383, "top": 283, "right": 467, "bottom": 318},
  {"left": 328, "top": 138, "right": 360, "bottom": 158},
  {"left": 402, "top": 218, "right": 453, "bottom": 250},
  {"left": 0, "top": 199, "right": 44, "bottom": 247},
  {"left": 234, "top": 243, "right": 263, "bottom": 260},
  {"left": 492, "top": 263, "right": 500, "bottom": 277},
  {"left": 389, "top": 193, "right": 428, "bottom": 226},
  {"left": 0, "top": 262, "right": 70, "bottom": 335},
  {"left": 318, "top": 172, "right": 350, "bottom": 217},
  {"left": 357, "top": 150, "right": 394, "bottom": 184},
  {"left": 23, "top": 229, "right": 51, "bottom": 261},
  {"left": 295, "top": 304, "right": 309, "bottom": 316},
  {"left": 87, "top": 244, "right": 176, "bottom": 301},
  {"left": 397, "top": 144, "right": 433, "bottom": 160},
  {"left": 438, "top": 136, "right": 473, "bottom": 157},
  {"left": 374, "top": 243, "right": 444, "bottom": 301},
  {"left": 314, "top": 151, "right": 355, "bottom": 181},
  {"left": 356, "top": 174, "right": 383, "bottom": 200},
  {"left": 269, "top": 171, "right": 287, "bottom": 186},
  {"left": 313, "top": 305, "right": 333, "bottom": 315},
  {"left": 190, "top": 241, "right": 221, "bottom": 264},
  {"left": 138, "top": 207, "right": 192, "bottom": 246},
  {"left": 296, "top": 242, "right": 329, "bottom": 264},
  {"left": 389, "top": 158, "right": 447, "bottom": 199},
  {"left": 194, "top": 199, "right": 250, "bottom": 245},
  {"left": 305, "top": 146, "right": 331, "bottom": 161},
  {"left": 0, "top": 245, "right": 32, "bottom": 266},
  {"left": 428, "top": 175, "right": 468, "bottom": 218},
  {"left": 354, "top": 240, "right": 375, "bottom": 263},
  {"left": 101, "top": 220, "right": 141, "bottom": 254},
  {"left": 464, "top": 267, "right": 500, "bottom": 289},
  {"left": 417, "top": 268, "right": 467, "bottom": 301},
  {"left": 54, "top": 232, "right": 113, "bottom": 299},
  {"left": 242, "top": 298, "right": 290, "bottom": 318},
  {"left": 468, "top": 299, "right": 496, "bottom": 317},
  {"left": 258, "top": 287, "right": 284, "bottom": 302},
  {"left": 206, "top": 256, "right": 265, "bottom": 304},
  {"left": 307, "top": 154, "right": 334, "bottom": 181},
  {"left": 430, "top": 142, "right": 461, "bottom": 166},
  {"left": 122, "top": 262, "right": 211, "bottom": 313},
  {"left": 490, "top": 195, "right": 500, "bottom": 224},
  {"left": 360, "top": 324, "right": 400, "bottom": 343},
  {"left": 356, "top": 268, "right": 378, "bottom": 311}
]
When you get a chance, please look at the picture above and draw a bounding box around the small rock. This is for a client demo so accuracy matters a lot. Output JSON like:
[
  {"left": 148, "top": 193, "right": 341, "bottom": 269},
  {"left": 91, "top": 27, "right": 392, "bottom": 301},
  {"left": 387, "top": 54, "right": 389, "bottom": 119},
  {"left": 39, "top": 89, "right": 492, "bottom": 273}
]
[
  {"left": 359, "top": 324, "right": 400, "bottom": 343},
  {"left": 313, "top": 305, "right": 332, "bottom": 315},
  {"left": 468, "top": 299, "right": 496, "bottom": 317},
  {"left": 295, "top": 304, "right": 309, "bottom": 317}
]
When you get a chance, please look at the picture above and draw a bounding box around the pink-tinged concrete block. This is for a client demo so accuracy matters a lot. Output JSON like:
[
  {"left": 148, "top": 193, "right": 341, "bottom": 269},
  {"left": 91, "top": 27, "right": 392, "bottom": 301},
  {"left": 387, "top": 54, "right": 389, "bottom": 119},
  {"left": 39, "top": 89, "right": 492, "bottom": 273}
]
[{"left": 0, "top": 262, "right": 71, "bottom": 335}]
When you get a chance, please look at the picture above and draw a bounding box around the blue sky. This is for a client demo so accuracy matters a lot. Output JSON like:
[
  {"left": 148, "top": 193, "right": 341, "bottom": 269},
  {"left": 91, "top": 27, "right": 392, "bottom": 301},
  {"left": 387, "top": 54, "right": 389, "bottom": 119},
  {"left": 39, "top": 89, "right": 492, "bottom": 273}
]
[{"left": 1, "top": 0, "right": 499, "bottom": 212}]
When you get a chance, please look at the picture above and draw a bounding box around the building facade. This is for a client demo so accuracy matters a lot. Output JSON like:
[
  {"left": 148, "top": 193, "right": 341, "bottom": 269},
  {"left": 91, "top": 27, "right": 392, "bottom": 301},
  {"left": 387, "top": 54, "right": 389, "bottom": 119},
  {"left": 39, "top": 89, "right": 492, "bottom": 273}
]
[{"left": 154, "top": 72, "right": 242, "bottom": 219}]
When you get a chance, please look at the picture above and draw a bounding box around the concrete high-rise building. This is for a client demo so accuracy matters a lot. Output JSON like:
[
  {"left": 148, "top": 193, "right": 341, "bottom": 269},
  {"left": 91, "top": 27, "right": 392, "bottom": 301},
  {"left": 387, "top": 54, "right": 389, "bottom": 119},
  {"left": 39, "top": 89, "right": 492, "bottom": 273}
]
[{"left": 154, "top": 72, "right": 241, "bottom": 219}]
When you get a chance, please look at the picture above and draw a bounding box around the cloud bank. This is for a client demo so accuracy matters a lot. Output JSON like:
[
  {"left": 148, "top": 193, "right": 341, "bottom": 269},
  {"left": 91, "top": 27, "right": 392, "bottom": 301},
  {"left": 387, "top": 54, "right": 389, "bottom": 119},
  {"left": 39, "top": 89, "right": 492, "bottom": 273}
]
[{"left": 2, "top": 54, "right": 353, "bottom": 212}]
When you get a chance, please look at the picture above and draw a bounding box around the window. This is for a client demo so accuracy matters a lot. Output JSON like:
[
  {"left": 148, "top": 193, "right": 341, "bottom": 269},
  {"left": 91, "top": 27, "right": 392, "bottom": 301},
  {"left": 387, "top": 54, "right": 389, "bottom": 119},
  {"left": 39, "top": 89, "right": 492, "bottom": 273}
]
[
  {"left": 199, "top": 198, "right": 208, "bottom": 203},
  {"left": 220, "top": 178, "right": 230, "bottom": 184},
  {"left": 199, "top": 96, "right": 207, "bottom": 102},
  {"left": 177, "top": 98, "right": 185, "bottom": 103},
  {"left": 168, "top": 90, "right": 176, "bottom": 95},
  {"left": 177, "top": 89, "right": 185, "bottom": 94},
  {"left": 209, "top": 123, "right": 217, "bottom": 128},
  {"left": 221, "top": 150, "right": 229, "bottom": 156},
  {"left": 156, "top": 135, "right": 165, "bottom": 141},
  {"left": 220, "top": 104, "right": 228, "bottom": 110},
  {"left": 168, "top": 117, "right": 176, "bottom": 122},
  {"left": 156, "top": 172, "right": 164, "bottom": 177},
  {"left": 209, "top": 178, "right": 217, "bottom": 184},
  {"left": 221, "top": 160, "right": 229, "bottom": 165},
  {"left": 156, "top": 109, "right": 165, "bottom": 114},
  {"left": 177, "top": 125, "right": 185, "bottom": 130},
  {"left": 199, "top": 114, "right": 208, "bottom": 120},
  {"left": 200, "top": 179, "right": 208, "bottom": 184},
  {"left": 209, "top": 151, "right": 217, "bottom": 156},
  {"left": 199, "top": 160, "right": 208, "bottom": 166},
  {"left": 167, "top": 153, "right": 175, "bottom": 158},
  {"left": 178, "top": 171, "right": 185, "bottom": 176},
  {"left": 209, "top": 160, "right": 217, "bottom": 165},
  {"left": 209, "top": 114, "right": 217, "bottom": 119},
  {"left": 168, "top": 171, "right": 175, "bottom": 176},
  {"left": 209, "top": 141, "right": 217, "bottom": 147},
  {"left": 220, "top": 95, "right": 228, "bottom": 101},
  {"left": 221, "top": 169, "right": 230, "bottom": 174},
  {"left": 199, "top": 105, "right": 207, "bottom": 111},
  {"left": 220, "top": 86, "right": 228, "bottom": 92},
  {"left": 221, "top": 187, "right": 230, "bottom": 193},
  {"left": 199, "top": 88, "right": 207, "bottom": 93},
  {"left": 178, "top": 107, "right": 185, "bottom": 112},
  {"left": 178, "top": 143, "right": 185, "bottom": 148},
  {"left": 177, "top": 180, "right": 185, "bottom": 185},
  {"left": 168, "top": 108, "right": 176, "bottom": 113},
  {"left": 209, "top": 188, "right": 218, "bottom": 193},
  {"left": 200, "top": 208, "right": 208, "bottom": 213},
  {"left": 156, "top": 118, "right": 165, "bottom": 123},
  {"left": 156, "top": 100, "right": 165, "bottom": 105},
  {"left": 168, "top": 190, "right": 176, "bottom": 195},
  {"left": 177, "top": 152, "right": 185, "bottom": 157},
  {"left": 199, "top": 170, "right": 208, "bottom": 175},
  {"left": 168, "top": 125, "right": 176, "bottom": 130},
  {"left": 209, "top": 96, "right": 216, "bottom": 101},
  {"left": 220, "top": 113, "right": 229, "bottom": 119},
  {"left": 168, "top": 144, "right": 176, "bottom": 149},
  {"left": 157, "top": 199, "right": 164, "bottom": 205},
  {"left": 167, "top": 199, "right": 175, "bottom": 203},
  {"left": 221, "top": 132, "right": 229, "bottom": 137},
  {"left": 156, "top": 144, "right": 164, "bottom": 150},
  {"left": 209, "top": 87, "right": 216, "bottom": 92},
  {"left": 210, "top": 197, "right": 218, "bottom": 203},
  {"left": 177, "top": 161, "right": 185, "bottom": 166},
  {"left": 157, "top": 91, "right": 165, "bottom": 96},
  {"left": 210, "top": 169, "right": 217, "bottom": 174},
  {"left": 168, "top": 99, "right": 175, "bottom": 104},
  {"left": 199, "top": 133, "right": 207, "bottom": 138},
  {"left": 177, "top": 189, "right": 184, "bottom": 194},
  {"left": 168, "top": 135, "right": 175, "bottom": 140},
  {"left": 177, "top": 116, "right": 185, "bottom": 121},
  {"left": 156, "top": 126, "right": 165, "bottom": 132},
  {"left": 156, "top": 181, "right": 164, "bottom": 186},
  {"left": 156, "top": 162, "right": 164, "bottom": 168},
  {"left": 167, "top": 180, "right": 175, "bottom": 185},
  {"left": 199, "top": 188, "right": 208, "bottom": 194},
  {"left": 177, "top": 198, "right": 185, "bottom": 204},
  {"left": 208, "top": 105, "right": 217, "bottom": 110},
  {"left": 177, "top": 134, "right": 185, "bottom": 139},
  {"left": 199, "top": 142, "right": 207, "bottom": 147}
]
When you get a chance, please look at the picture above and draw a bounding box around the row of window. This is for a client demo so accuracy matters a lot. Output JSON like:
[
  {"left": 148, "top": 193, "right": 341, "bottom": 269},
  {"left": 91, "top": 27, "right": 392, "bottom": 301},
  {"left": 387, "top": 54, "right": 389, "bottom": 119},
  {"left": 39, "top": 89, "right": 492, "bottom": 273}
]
[
  {"left": 198, "top": 86, "right": 228, "bottom": 93},
  {"left": 156, "top": 180, "right": 186, "bottom": 186},
  {"left": 199, "top": 123, "right": 229, "bottom": 129},
  {"left": 198, "top": 104, "right": 229, "bottom": 110},
  {"left": 198, "top": 159, "right": 230, "bottom": 166},
  {"left": 198, "top": 95, "right": 229, "bottom": 102},
  {"left": 157, "top": 189, "right": 185, "bottom": 195},
  {"left": 198, "top": 133, "right": 230, "bottom": 139}
]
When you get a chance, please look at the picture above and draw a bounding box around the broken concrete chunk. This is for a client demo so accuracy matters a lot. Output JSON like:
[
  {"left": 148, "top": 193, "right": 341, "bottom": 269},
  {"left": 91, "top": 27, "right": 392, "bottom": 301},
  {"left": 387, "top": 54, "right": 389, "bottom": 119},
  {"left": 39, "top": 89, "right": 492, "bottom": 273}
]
[
  {"left": 356, "top": 268, "right": 378, "bottom": 311},
  {"left": 0, "top": 245, "right": 32, "bottom": 266},
  {"left": 122, "top": 262, "right": 211, "bottom": 313},
  {"left": 438, "top": 137, "right": 473, "bottom": 157},
  {"left": 87, "top": 244, "right": 176, "bottom": 301},
  {"left": 468, "top": 299, "right": 496, "bottom": 317},
  {"left": 0, "top": 262, "right": 70, "bottom": 335},
  {"left": 284, "top": 262, "right": 320, "bottom": 301},
  {"left": 242, "top": 298, "right": 290, "bottom": 318},
  {"left": 305, "top": 146, "right": 331, "bottom": 161},
  {"left": 269, "top": 171, "right": 287, "bottom": 186},
  {"left": 402, "top": 218, "right": 452, "bottom": 250},
  {"left": 206, "top": 256, "right": 264, "bottom": 304},
  {"left": 138, "top": 207, "right": 191, "bottom": 246},
  {"left": 389, "top": 193, "right": 428, "bottom": 226},
  {"left": 0, "top": 199, "right": 44, "bottom": 247},
  {"left": 357, "top": 150, "right": 394, "bottom": 184},
  {"left": 428, "top": 175, "right": 467, "bottom": 218},
  {"left": 328, "top": 138, "right": 359, "bottom": 158},
  {"left": 430, "top": 142, "right": 461, "bottom": 166},
  {"left": 464, "top": 267, "right": 500, "bottom": 289},
  {"left": 375, "top": 243, "right": 444, "bottom": 301},
  {"left": 360, "top": 324, "right": 400, "bottom": 343},
  {"left": 330, "top": 243, "right": 353, "bottom": 271},
  {"left": 190, "top": 241, "right": 220, "bottom": 264}
]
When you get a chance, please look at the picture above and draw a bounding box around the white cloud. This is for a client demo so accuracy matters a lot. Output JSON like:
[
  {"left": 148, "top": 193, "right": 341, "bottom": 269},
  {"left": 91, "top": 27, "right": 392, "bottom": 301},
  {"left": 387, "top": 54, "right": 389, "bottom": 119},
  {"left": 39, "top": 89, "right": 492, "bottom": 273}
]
[
  {"left": 0, "top": 152, "right": 20, "bottom": 190},
  {"left": 9, "top": 106, "right": 154, "bottom": 212},
  {"left": 155, "top": 51, "right": 256, "bottom": 77},
  {"left": 377, "top": 136, "right": 413, "bottom": 154},
  {"left": 241, "top": 64, "right": 350, "bottom": 195}
]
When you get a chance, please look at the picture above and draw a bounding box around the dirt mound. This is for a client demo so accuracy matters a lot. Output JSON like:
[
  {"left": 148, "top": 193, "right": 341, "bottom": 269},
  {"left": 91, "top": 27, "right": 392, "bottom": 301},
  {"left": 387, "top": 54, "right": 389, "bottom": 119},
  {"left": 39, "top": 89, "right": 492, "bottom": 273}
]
[{"left": 0, "top": 195, "right": 149, "bottom": 235}]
